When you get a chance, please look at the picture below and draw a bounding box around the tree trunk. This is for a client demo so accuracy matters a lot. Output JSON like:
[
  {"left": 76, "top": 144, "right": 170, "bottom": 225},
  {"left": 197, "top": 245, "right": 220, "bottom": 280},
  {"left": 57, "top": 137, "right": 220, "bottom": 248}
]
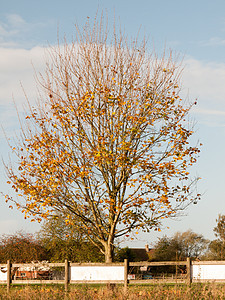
[{"left": 105, "top": 243, "right": 114, "bottom": 263}]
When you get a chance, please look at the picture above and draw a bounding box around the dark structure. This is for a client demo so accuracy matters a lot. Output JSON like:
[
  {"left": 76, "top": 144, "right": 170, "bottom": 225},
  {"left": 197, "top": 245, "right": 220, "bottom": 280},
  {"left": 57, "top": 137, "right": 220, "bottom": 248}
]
[{"left": 130, "top": 245, "right": 154, "bottom": 261}]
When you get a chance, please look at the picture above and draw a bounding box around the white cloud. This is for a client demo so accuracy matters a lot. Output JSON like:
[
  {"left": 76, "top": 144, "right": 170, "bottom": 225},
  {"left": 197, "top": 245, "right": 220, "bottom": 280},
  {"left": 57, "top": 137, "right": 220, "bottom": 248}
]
[
  {"left": 1, "top": 45, "right": 225, "bottom": 130},
  {"left": 0, "top": 46, "right": 46, "bottom": 104},
  {"left": 0, "top": 46, "right": 47, "bottom": 136},
  {"left": 0, "top": 24, "right": 9, "bottom": 36},
  {"left": 181, "top": 58, "right": 225, "bottom": 127},
  {"left": 182, "top": 58, "right": 225, "bottom": 108}
]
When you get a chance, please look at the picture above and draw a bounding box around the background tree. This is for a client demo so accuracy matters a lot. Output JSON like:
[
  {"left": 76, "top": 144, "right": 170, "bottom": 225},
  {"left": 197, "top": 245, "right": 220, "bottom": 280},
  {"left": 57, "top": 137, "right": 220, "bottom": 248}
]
[
  {"left": 5, "top": 17, "right": 200, "bottom": 262},
  {"left": 203, "top": 240, "right": 225, "bottom": 260},
  {"left": 150, "top": 230, "right": 209, "bottom": 261},
  {"left": 150, "top": 236, "right": 179, "bottom": 261},
  {"left": 0, "top": 231, "right": 47, "bottom": 263},
  {"left": 38, "top": 214, "right": 104, "bottom": 262},
  {"left": 203, "top": 215, "right": 225, "bottom": 260},
  {"left": 214, "top": 214, "right": 225, "bottom": 242},
  {"left": 115, "top": 247, "right": 136, "bottom": 262}
]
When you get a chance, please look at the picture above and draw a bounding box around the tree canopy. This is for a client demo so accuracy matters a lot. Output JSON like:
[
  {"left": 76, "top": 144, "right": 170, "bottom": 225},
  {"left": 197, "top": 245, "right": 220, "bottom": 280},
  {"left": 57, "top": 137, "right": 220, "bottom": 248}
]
[
  {"left": 5, "top": 18, "right": 200, "bottom": 262},
  {"left": 203, "top": 214, "right": 225, "bottom": 260},
  {"left": 150, "top": 230, "right": 209, "bottom": 261},
  {"left": 0, "top": 232, "right": 47, "bottom": 263},
  {"left": 214, "top": 214, "right": 225, "bottom": 242},
  {"left": 38, "top": 214, "right": 104, "bottom": 262},
  {"left": 115, "top": 247, "right": 136, "bottom": 262}
]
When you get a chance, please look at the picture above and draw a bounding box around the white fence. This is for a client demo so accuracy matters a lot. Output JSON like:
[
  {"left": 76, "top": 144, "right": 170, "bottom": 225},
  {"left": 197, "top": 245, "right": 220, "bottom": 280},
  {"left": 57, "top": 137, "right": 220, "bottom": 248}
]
[
  {"left": 70, "top": 265, "right": 124, "bottom": 282},
  {"left": 0, "top": 267, "right": 7, "bottom": 281},
  {"left": 2, "top": 259, "right": 225, "bottom": 292},
  {"left": 192, "top": 261, "right": 225, "bottom": 281}
]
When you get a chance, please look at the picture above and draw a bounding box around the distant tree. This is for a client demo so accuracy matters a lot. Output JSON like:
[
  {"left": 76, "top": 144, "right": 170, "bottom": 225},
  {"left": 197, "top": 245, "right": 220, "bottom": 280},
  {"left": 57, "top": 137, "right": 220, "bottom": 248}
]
[
  {"left": 203, "top": 215, "right": 225, "bottom": 260},
  {"left": 115, "top": 247, "right": 136, "bottom": 262},
  {"left": 175, "top": 230, "right": 209, "bottom": 259},
  {"left": 38, "top": 215, "right": 104, "bottom": 262},
  {"left": 214, "top": 215, "right": 225, "bottom": 242},
  {"left": 203, "top": 240, "right": 225, "bottom": 260},
  {"left": 151, "top": 230, "right": 209, "bottom": 261},
  {"left": 5, "top": 16, "right": 200, "bottom": 262},
  {"left": 0, "top": 231, "right": 47, "bottom": 263},
  {"left": 150, "top": 235, "right": 181, "bottom": 261}
]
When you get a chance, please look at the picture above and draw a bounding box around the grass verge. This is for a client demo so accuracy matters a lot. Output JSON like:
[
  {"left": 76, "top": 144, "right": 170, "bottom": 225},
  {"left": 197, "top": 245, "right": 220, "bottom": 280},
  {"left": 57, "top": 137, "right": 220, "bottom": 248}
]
[{"left": 0, "top": 283, "right": 225, "bottom": 299}]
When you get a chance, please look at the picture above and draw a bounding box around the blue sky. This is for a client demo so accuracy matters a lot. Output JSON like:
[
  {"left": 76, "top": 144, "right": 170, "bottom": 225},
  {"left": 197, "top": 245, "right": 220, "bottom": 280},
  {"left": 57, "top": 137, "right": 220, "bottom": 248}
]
[{"left": 1, "top": 0, "right": 225, "bottom": 247}]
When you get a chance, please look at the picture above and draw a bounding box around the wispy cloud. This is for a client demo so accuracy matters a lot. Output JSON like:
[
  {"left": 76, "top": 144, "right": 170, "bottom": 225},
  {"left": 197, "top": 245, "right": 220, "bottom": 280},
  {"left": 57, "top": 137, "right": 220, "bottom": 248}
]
[
  {"left": 0, "top": 14, "right": 54, "bottom": 48},
  {"left": 0, "top": 14, "right": 27, "bottom": 46},
  {"left": 199, "top": 37, "right": 225, "bottom": 47},
  {"left": 182, "top": 58, "right": 225, "bottom": 126},
  {"left": 6, "top": 14, "right": 26, "bottom": 28},
  {"left": 183, "top": 58, "right": 225, "bottom": 103}
]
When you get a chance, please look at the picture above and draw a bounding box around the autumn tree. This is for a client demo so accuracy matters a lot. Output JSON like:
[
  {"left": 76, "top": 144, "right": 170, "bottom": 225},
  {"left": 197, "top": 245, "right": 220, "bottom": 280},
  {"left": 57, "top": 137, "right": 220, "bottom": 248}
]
[
  {"left": 5, "top": 18, "right": 200, "bottom": 262},
  {"left": 0, "top": 232, "right": 47, "bottom": 263}
]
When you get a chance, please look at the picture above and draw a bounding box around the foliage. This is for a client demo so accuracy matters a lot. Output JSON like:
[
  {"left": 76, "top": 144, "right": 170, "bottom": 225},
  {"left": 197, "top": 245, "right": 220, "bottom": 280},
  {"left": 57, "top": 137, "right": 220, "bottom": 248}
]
[
  {"left": 150, "top": 230, "right": 209, "bottom": 261},
  {"left": 115, "top": 247, "right": 136, "bottom": 262},
  {"left": 5, "top": 17, "right": 200, "bottom": 262},
  {"left": 203, "top": 215, "right": 225, "bottom": 260},
  {"left": 214, "top": 214, "right": 225, "bottom": 242},
  {"left": 203, "top": 239, "right": 225, "bottom": 260},
  {"left": 0, "top": 231, "right": 47, "bottom": 263},
  {"left": 38, "top": 215, "right": 104, "bottom": 262}
]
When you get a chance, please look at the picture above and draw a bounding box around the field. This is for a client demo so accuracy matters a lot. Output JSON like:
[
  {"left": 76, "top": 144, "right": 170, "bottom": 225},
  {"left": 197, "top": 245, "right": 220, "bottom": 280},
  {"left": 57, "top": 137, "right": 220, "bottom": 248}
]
[{"left": 0, "top": 283, "right": 225, "bottom": 299}]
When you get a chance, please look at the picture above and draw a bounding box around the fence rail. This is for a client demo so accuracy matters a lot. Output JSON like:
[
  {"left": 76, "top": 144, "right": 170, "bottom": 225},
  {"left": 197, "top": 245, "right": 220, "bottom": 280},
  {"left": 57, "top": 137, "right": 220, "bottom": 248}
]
[{"left": 129, "top": 261, "right": 188, "bottom": 266}]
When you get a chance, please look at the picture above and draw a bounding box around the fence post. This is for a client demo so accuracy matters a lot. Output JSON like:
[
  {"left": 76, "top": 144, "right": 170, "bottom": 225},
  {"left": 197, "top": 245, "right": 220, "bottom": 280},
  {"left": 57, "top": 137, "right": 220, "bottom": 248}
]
[
  {"left": 124, "top": 259, "right": 128, "bottom": 292},
  {"left": 7, "top": 260, "right": 11, "bottom": 293},
  {"left": 186, "top": 257, "right": 192, "bottom": 285},
  {"left": 65, "top": 259, "right": 69, "bottom": 292}
]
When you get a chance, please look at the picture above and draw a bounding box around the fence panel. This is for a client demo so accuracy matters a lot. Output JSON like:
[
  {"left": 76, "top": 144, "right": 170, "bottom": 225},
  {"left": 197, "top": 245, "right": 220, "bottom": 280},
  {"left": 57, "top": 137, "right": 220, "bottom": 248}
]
[
  {"left": 70, "top": 265, "right": 124, "bottom": 282},
  {"left": 69, "top": 264, "right": 124, "bottom": 283},
  {"left": 192, "top": 261, "right": 225, "bottom": 281},
  {"left": 0, "top": 265, "right": 7, "bottom": 282}
]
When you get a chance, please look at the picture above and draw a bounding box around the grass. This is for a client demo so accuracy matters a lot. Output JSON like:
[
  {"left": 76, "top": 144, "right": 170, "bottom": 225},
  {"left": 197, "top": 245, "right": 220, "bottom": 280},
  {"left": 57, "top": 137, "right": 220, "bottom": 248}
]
[{"left": 0, "top": 283, "right": 225, "bottom": 299}]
